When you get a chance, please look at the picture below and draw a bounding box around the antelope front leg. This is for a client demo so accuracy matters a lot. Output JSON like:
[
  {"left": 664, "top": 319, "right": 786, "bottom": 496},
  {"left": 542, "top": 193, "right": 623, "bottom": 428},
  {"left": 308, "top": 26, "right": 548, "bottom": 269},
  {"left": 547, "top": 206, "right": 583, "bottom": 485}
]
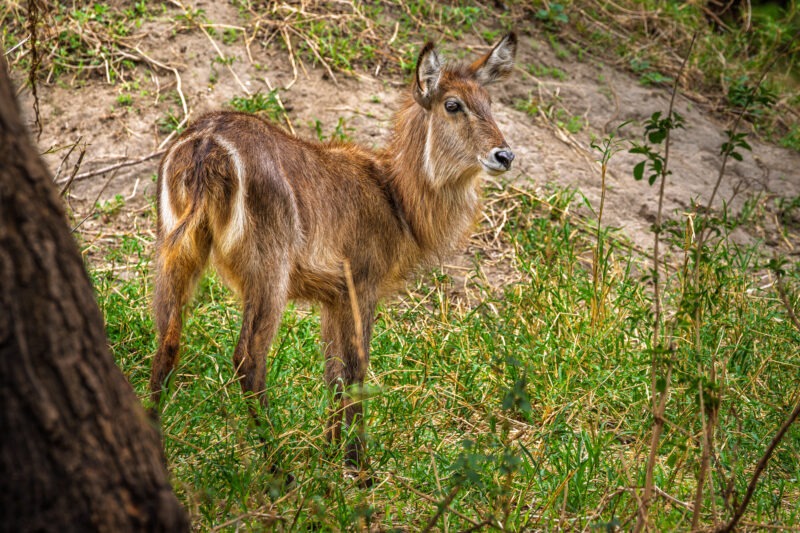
[
  {"left": 321, "top": 294, "right": 375, "bottom": 472},
  {"left": 233, "top": 276, "right": 288, "bottom": 420}
]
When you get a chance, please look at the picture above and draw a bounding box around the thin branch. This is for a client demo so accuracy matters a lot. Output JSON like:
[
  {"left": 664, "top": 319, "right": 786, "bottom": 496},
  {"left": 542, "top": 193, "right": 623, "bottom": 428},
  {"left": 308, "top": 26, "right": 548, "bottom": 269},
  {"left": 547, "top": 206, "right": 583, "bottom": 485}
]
[
  {"left": 776, "top": 275, "right": 800, "bottom": 333},
  {"left": 285, "top": 25, "right": 338, "bottom": 85},
  {"left": 167, "top": 0, "right": 251, "bottom": 95},
  {"left": 56, "top": 151, "right": 164, "bottom": 185},
  {"left": 59, "top": 142, "right": 87, "bottom": 197},
  {"left": 51, "top": 137, "right": 82, "bottom": 183},
  {"left": 684, "top": 50, "right": 784, "bottom": 533},
  {"left": 4, "top": 36, "right": 30, "bottom": 56},
  {"left": 27, "top": 0, "right": 44, "bottom": 139},
  {"left": 655, "top": 486, "right": 694, "bottom": 511},
  {"left": 391, "top": 475, "right": 483, "bottom": 528},
  {"left": 342, "top": 260, "right": 365, "bottom": 367},
  {"left": 262, "top": 76, "right": 295, "bottom": 136},
  {"left": 696, "top": 57, "right": 779, "bottom": 252},
  {"left": 421, "top": 484, "right": 461, "bottom": 533},
  {"left": 158, "top": 113, "right": 191, "bottom": 150},
  {"left": 71, "top": 168, "right": 120, "bottom": 233},
  {"left": 636, "top": 31, "right": 698, "bottom": 533},
  {"left": 716, "top": 396, "right": 800, "bottom": 533},
  {"left": 279, "top": 28, "right": 299, "bottom": 90}
]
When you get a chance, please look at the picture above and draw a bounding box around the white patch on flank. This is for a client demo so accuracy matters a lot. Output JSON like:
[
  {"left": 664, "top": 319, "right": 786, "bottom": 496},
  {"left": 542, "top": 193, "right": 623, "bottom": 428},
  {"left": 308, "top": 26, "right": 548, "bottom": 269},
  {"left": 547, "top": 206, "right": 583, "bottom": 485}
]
[
  {"left": 159, "top": 136, "right": 194, "bottom": 235},
  {"left": 214, "top": 135, "right": 247, "bottom": 252},
  {"left": 160, "top": 176, "right": 178, "bottom": 235}
]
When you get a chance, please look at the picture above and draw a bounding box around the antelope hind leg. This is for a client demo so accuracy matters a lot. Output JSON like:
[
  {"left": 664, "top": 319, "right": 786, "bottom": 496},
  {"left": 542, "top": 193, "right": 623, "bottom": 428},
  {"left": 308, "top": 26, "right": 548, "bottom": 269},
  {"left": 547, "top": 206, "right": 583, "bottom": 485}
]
[{"left": 150, "top": 231, "right": 210, "bottom": 416}]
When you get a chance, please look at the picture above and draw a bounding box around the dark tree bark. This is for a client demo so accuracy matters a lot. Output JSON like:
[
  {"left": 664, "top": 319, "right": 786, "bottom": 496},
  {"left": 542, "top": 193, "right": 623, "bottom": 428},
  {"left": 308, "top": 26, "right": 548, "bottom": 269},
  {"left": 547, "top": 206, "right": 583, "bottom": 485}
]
[{"left": 0, "top": 55, "right": 188, "bottom": 531}]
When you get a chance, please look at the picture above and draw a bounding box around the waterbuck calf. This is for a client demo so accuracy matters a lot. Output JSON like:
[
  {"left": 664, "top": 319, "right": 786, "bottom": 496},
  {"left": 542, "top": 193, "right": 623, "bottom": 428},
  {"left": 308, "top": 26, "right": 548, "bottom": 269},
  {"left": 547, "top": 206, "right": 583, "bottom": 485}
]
[{"left": 150, "top": 34, "right": 517, "bottom": 470}]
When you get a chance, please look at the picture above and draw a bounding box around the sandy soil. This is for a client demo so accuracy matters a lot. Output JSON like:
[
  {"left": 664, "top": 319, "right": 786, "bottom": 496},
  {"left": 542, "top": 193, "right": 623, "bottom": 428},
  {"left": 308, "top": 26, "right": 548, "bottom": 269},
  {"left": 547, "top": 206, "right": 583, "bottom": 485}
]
[{"left": 14, "top": 1, "right": 800, "bottom": 279}]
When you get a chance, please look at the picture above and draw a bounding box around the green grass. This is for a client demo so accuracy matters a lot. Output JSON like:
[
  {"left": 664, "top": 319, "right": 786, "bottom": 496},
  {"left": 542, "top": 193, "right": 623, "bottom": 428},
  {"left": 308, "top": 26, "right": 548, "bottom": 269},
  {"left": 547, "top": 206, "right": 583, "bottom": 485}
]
[
  {"left": 92, "top": 180, "right": 800, "bottom": 530},
  {"left": 228, "top": 90, "right": 285, "bottom": 122},
  {"left": 525, "top": 62, "right": 569, "bottom": 81},
  {"left": 309, "top": 116, "right": 355, "bottom": 142}
]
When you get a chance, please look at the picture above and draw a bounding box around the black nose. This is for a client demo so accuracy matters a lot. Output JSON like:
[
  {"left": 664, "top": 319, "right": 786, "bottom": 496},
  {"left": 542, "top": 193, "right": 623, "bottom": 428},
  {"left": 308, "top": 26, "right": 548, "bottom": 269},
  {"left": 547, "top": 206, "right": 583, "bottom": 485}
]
[{"left": 494, "top": 149, "right": 515, "bottom": 170}]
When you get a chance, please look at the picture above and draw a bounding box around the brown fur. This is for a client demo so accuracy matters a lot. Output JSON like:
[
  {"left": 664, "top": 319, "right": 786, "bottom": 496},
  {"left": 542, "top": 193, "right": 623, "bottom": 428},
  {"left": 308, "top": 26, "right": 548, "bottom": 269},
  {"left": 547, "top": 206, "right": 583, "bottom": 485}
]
[{"left": 150, "top": 34, "right": 518, "bottom": 469}]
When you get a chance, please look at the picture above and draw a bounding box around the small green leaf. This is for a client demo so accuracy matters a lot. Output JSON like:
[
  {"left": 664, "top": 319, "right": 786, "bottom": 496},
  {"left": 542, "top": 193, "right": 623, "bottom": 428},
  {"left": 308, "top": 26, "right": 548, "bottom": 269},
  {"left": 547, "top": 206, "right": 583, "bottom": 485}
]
[
  {"left": 649, "top": 130, "right": 666, "bottom": 144},
  {"left": 652, "top": 159, "right": 663, "bottom": 173},
  {"left": 633, "top": 161, "right": 646, "bottom": 181}
]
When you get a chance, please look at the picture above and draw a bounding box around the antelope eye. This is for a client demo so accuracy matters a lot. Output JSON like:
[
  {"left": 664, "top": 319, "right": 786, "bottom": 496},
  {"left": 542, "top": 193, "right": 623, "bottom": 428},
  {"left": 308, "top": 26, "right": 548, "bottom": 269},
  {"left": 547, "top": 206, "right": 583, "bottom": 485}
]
[{"left": 444, "top": 100, "right": 462, "bottom": 113}]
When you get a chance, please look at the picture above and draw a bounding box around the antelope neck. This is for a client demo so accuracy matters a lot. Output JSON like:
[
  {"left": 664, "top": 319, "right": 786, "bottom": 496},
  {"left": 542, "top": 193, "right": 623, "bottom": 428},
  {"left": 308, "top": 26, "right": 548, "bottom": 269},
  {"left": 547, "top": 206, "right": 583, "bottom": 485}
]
[{"left": 380, "top": 98, "right": 479, "bottom": 255}]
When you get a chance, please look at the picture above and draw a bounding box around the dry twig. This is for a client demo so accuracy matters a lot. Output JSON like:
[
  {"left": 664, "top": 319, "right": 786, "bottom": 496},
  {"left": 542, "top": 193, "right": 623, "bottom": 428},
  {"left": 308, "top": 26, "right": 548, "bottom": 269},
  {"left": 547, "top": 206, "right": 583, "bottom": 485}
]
[
  {"left": 70, "top": 168, "right": 120, "bottom": 233},
  {"left": 56, "top": 150, "right": 165, "bottom": 185},
  {"left": 58, "top": 141, "right": 87, "bottom": 197}
]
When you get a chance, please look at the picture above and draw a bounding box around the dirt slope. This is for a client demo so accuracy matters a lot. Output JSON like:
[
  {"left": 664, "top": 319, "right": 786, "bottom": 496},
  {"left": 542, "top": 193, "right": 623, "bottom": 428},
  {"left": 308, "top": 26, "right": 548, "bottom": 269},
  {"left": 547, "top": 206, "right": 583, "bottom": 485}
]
[{"left": 15, "top": 1, "right": 800, "bottom": 269}]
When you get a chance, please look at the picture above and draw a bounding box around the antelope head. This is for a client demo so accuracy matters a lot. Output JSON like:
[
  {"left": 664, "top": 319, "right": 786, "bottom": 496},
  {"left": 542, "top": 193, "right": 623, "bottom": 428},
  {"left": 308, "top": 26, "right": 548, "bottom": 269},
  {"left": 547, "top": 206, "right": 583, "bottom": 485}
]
[{"left": 413, "top": 33, "right": 518, "bottom": 186}]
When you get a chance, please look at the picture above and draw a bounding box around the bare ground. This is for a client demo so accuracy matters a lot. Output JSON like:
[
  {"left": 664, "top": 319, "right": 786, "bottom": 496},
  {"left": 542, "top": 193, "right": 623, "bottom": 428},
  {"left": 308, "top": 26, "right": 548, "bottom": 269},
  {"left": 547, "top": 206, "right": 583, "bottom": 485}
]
[{"left": 14, "top": 1, "right": 800, "bottom": 284}]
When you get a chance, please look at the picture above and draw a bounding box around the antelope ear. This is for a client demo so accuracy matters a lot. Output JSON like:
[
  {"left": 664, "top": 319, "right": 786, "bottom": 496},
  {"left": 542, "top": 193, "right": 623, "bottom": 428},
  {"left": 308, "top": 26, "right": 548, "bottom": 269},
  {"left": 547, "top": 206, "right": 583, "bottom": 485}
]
[
  {"left": 414, "top": 42, "right": 443, "bottom": 109},
  {"left": 471, "top": 32, "right": 517, "bottom": 85}
]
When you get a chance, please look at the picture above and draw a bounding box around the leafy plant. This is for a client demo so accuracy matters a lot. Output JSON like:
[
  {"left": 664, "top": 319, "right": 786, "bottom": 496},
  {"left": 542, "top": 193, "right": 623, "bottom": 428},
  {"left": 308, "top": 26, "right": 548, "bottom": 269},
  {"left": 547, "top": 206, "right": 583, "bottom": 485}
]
[
  {"left": 536, "top": 2, "right": 569, "bottom": 30},
  {"left": 720, "top": 129, "right": 752, "bottom": 162},
  {"left": 526, "top": 62, "right": 568, "bottom": 80},
  {"left": 222, "top": 28, "right": 240, "bottom": 45},
  {"left": 630, "top": 111, "right": 685, "bottom": 185},
  {"left": 639, "top": 71, "right": 674, "bottom": 86},
  {"left": 727, "top": 76, "right": 777, "bottom": 115},
  {"left": 779, "top": 124, "right": 800, "bottom": 152},
  {"left": 513, "top": 94, "right": 540, "bottom": 116},
  {"left": 87, "top": 175, "right": 800, "bottom": 530},
  {"left": 116, "top": 93, "right": 133, "bottom": 107},
  {"left": 331, "top": 117, "right": 353, "bottom": 141},
  {"left": 630, "top": 58, "right": 673, "bottom": 87},
  {"left": 94, "top": 194, "right": 125, "bottom": 219},
  {"left": 228, "top": 90, "right": 285, "bottom": 122},
  {"left": 308, "top": 117, "right": 353, "bottom": 142},
  {"left": 157, "top": 109, "right": 184, "bottom": 134}
]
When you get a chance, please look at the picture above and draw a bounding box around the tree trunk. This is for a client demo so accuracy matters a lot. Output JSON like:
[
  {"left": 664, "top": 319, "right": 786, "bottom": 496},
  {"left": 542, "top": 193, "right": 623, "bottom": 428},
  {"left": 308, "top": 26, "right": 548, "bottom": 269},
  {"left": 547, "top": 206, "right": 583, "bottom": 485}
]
[{"left": 0, "top": 55, "right": 188, "bottom": 531}]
